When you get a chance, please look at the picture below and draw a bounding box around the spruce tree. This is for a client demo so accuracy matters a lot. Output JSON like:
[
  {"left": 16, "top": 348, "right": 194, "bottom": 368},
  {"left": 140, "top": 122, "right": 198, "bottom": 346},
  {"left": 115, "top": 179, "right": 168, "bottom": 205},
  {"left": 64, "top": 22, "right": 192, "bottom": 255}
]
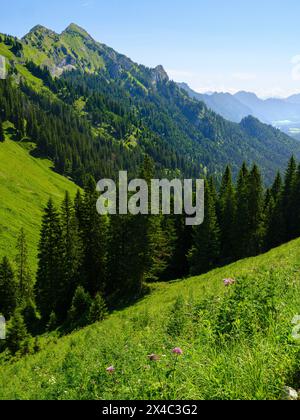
[
  {"left": 89, "top": 293, "right": 108, "bottom": 323},
  {"left": 291, "top": 164, "right": 300, "bottom": 238},
  {"left": 282, "top": 156, "right": 297, "bottom": 241},
  {"left": 15, "top": 228, "right": 34, "bottom": 306},
  {"left": 68, "top": 286, "right": 91, "bottom": 327},
  {"left": 59, "top": 192, "right": 82, "bottom": 317},
  {"left": 271, "top": 172, "right": 282, "bottom": 200},
  {"left": 36, "top": 199, "right": 63, "bottom": 322},
  {"left": 6, "top": 309, "right": 31, "bottom": 355},
  {"left": 234, "top": 163, "right": 250, "bottom": 259},
  {"left": 188, "top": 180, "right": 220, "bottom": 275},
  {"left": 265, "top": 172, "right": 285, "bottom": 249},
  {"left": 0, "top": 118, "right": 4, "bottom": 142},
  {"left": 0, "top": 257, "right": 17, "bottom": 318},
  {"left": 246, "top": 165, "right": 265, "bottom": 256},
  {"left": 80, "top": 176, "right": 108, "bottom": 296},
  {"left": 218, "top": 166, "right": 236, "bottom": 263},
  {"left": 107, "top": 213, "right": 137, "bottom": 299}
]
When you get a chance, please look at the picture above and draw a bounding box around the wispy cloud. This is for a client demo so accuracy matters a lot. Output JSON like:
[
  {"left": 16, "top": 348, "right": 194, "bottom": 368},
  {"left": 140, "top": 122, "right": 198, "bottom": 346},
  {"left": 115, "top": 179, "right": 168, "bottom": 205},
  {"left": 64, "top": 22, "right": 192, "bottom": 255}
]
[
  {"left": 232, "top": 72, "right": 257, "bottom": 81},
  {"left": 81, "top": 0, "right": 94, "bottom": 7}
]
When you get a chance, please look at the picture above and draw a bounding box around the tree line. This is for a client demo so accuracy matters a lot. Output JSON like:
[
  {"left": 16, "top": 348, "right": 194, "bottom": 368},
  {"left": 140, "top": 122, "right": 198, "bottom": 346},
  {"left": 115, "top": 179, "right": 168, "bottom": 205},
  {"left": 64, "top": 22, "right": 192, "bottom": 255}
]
[{"left": 1, "top": 155, "right": 300, "bottom": 356}]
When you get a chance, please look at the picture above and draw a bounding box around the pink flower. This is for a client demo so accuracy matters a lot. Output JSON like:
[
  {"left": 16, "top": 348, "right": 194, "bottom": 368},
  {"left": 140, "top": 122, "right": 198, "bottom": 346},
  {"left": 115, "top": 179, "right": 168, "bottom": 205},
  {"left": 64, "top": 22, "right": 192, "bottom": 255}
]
[
  {"left": 172, "top": 347, "right": 183, "bottom": 355},
  {"left": 106, "top": 366, "right": 115, "bottom": 373},
  {"left": 223, "top": 278, "right": 235, "bottom": 287}
]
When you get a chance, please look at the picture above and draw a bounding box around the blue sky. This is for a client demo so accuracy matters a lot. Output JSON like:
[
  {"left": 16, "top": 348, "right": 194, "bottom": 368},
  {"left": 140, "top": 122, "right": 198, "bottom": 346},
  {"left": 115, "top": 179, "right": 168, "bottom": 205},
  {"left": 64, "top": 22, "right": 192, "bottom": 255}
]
[{"left": 1, "top": 0, "right": 300, "bottom": 97}]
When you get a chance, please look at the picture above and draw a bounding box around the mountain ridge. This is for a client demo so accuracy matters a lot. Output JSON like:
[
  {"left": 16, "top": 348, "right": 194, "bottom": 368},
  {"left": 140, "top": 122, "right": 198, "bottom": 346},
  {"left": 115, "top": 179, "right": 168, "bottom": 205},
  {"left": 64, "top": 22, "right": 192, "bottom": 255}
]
[
  {"left": 1, "top": 23, "right": 300, "bottom": 184},
  {"left": 179, "top": 82, "right": 300, "bottom": 140}
]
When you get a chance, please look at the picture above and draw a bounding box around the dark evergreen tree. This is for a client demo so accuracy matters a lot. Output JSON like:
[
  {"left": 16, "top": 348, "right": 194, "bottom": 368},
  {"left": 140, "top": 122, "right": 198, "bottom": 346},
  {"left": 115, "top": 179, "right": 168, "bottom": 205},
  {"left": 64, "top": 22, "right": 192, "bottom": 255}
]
[
  {"left": 246, "top": 165, "right": 265, "bottom": 256},
  {"left": 59, "top": 192, "right": 82, "bottom": 317},
  {"left": 80, "top": 176, "right": 108, "bottom": 296},
  {"left": 218, "top": 166, "right": 236, "bottom": 263},
  {"left": 36, "top": 199, "right": 63, "bottom": 322},
  {"left": 89, "top": 293, "right": 108, "bottom": 323},
  {"left": 6, "top": 309, "right": 31, "bottom": 355},
  {"left": 188, "top": 180, "right": 220, "bottom": 275},
  {"left": 291, "top": 164, "right": 300, "bottom": 238},
  {"left": 68, "top": 286, "right": 91, "bottom": 327},
  {"left": 282, "top": 156, "right": 297, "bottom": 241},
  {"left": 0, "top": 257, "right": 16, "bottom": 318},
  {"left": 234, "top": 163, "right": 250, "bottom": 259},
  {"left": 15, "top": 229, "right": 34, "bottom": 306},
  {"left": 0, "top": 118, "right": 4, "bottom": 142},
  {"left": 265, "top": 173, "right": 285, "bottom": 249}
]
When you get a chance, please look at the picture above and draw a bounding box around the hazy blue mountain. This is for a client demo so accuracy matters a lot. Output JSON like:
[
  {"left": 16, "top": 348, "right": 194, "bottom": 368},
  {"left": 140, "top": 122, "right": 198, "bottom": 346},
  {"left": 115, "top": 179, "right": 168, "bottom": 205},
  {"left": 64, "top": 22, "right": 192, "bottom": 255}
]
[
  {"left": 178, "top": 83, "right": 252, "bottom": 123},
  {"left": 179, "top": 83, "right": 300, "bottom": 140}
]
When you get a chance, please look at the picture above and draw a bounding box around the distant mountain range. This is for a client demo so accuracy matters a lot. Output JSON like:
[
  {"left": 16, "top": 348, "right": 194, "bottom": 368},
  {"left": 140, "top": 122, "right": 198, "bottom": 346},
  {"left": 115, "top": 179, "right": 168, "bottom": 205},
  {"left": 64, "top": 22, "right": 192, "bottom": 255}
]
[{"left": 178, "top": 83, "right": 300, "bottom": 140}]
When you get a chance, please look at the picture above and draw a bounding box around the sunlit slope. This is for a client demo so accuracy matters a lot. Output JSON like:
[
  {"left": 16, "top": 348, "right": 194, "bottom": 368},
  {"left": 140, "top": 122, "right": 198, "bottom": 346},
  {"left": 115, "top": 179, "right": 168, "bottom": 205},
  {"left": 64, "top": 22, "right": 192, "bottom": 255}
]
[
  {"left": 0, "top": 131, "right": 79, "bottom": 268},
  {"left": 1, "top": 238, "right": 300, "bottom": 400}
]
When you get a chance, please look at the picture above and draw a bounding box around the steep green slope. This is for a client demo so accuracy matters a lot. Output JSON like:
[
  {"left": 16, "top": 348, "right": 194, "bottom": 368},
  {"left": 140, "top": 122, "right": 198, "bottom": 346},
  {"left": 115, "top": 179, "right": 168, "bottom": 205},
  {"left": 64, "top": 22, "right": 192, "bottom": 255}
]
[
  {"left": 1, "top": 238, "right": 300, "bottom": 400},
  {"left": 0, "top": 125, "right": 79, "bottom": 269}
]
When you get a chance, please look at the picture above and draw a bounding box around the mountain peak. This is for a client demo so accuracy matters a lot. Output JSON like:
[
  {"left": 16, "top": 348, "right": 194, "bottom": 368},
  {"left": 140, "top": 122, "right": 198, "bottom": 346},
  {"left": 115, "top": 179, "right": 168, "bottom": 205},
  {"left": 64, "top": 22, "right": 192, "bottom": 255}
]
[
  {"left": 63, "top": 23, "right": 92, "bottom": 40},
  {"left": 151, "top": 65, "right": 169, "bottom": 83},
  {"left": 26, "top": 24, "right": 57, "bottom": 37}
]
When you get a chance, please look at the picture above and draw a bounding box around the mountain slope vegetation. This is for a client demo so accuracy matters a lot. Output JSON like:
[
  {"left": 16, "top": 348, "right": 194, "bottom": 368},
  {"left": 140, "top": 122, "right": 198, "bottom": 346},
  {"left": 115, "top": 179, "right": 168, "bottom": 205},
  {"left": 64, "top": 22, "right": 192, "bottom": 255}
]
[
  {"left": 1, "top": 26, "right": 300, "bottom": 183},
  {"left": 1, "top": 237, "right": 300, "bottom": 400},
  {"left": 0, "top": 123, "right": 79, "bottom": 269}
]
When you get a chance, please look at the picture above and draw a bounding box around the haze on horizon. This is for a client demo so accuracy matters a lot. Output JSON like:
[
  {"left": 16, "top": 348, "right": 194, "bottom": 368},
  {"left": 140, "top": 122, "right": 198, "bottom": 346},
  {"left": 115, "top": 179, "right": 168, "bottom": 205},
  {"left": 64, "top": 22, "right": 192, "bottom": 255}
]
[{"left": 1, "top": 0, "right": 300, "bottom": 99}]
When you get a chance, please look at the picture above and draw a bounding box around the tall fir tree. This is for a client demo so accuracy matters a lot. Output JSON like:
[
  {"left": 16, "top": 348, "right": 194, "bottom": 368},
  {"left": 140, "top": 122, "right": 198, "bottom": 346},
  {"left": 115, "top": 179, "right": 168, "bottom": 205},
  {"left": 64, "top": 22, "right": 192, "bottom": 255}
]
[
  {"left": 290, "top": 164, "right": 300, "bottom": 238},
  {"left": 234, "top": 163, "right": 250, "bottom": 259},
  {"left": 15, "top": 228, "right": 34, "bottom": 306},
  {"left": 59, "top": 192, "right": 83, "bottom": 318},
  {"left": 218, "top": 166, "right": 236, "bottom": 263},
  {"left": 36, "top": 199, "right": 64, "bottom": 322},
  {"left": 0, "top": 257, "right": 17, "bottom": 318},
  {"left": 188, "top": 180, "right": 220, "bottom": 275},
  {"left": 80, "top": 176, "right": 108, "bottom": 296},
  {"left": 0, "top": 118, "right": 4, "bottom": 142},
  {"left": 246, "top": 165, "right": 265, "bottom": 256},
  {"left": 282, "top": 156, "right": 297, "bottom": 241},
  {"left": 265, "top": 173, "right": 285, "bottom": 249}
]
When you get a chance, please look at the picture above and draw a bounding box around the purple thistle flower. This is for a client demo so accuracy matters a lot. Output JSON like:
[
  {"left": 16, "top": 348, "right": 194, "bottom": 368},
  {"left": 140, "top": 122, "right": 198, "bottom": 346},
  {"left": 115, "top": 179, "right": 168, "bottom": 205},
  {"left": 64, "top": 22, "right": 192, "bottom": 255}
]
[
  {"left": 223, "top": 278, "right": 235, "bottom": 287},
  {"left": 172, "top": 347, "right": 183, "bottom": 355}
]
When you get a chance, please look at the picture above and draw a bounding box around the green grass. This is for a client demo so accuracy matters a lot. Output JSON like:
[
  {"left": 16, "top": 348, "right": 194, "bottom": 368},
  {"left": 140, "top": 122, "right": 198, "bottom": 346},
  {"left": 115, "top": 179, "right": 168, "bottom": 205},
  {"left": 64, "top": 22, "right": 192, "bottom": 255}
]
[
  {"left": 0, "top": 126, "right": 79, "bottom": 270},
  {"left": 1, "top": 238, "right": 300, "bottom": 400}
]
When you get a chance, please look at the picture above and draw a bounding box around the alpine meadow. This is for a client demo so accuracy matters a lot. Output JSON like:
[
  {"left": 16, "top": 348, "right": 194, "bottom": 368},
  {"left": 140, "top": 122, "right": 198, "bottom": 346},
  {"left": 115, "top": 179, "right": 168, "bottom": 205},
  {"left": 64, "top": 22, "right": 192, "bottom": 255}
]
[{"left": 1, "top": 0, "right": 300, "bottom": 403}]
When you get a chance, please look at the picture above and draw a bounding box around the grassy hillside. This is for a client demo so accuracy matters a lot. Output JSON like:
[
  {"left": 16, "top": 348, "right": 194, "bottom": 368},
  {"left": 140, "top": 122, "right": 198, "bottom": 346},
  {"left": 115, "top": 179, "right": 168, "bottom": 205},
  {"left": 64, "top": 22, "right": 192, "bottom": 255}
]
[
  {"left": 1, "top": 238, "right": 300, "bottom": 400},
  {"left": 0, "top": 125, "right": 79, "bottom": 269}
]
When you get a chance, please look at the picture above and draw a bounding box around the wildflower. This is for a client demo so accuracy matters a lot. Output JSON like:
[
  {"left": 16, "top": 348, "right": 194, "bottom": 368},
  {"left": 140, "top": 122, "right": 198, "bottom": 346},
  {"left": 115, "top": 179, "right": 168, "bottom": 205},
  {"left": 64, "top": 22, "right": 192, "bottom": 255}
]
[
  {"left": 148, "top": 353, "right": 160, "bottom": 362},
  {"left": 223, "top": 278, "right": 235, "bottom": 287},
  {"left": 172, "top": 347, "right": 183, "bottom": 355},
  {"left": 106, "top": 366, "right": 116, "bottom": 373}
]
